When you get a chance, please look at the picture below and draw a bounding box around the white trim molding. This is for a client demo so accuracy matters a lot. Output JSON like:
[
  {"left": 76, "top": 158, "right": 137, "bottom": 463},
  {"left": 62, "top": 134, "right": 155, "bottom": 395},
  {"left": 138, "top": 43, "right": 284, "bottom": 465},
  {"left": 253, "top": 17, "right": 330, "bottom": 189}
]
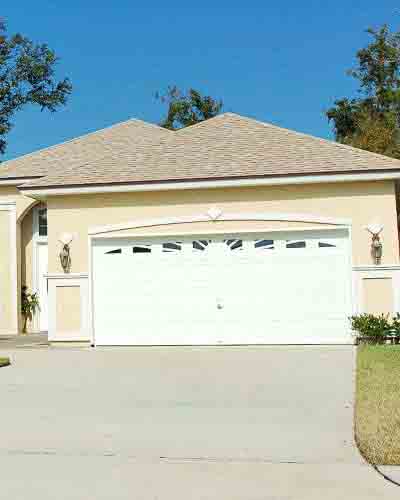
[
  {"left": 46, "top": 273, "right": 90, "bottom": 342},
  {"left": 18, "top": 171, "right": 400, "bottom": 198},
  {"left": 0, "top": 201, "right": 18, "bottom": 334},
  {"left": 89, "top": 211, "right": 352, "bottom": 236},
  {"left": 353, "top": 265, "right": 400, "bottom": 271},
  {"left": 46, "top": 273, "right": 89, "bottom": 279},
  {"left": 32, "top": 205, "right": 48, "bottom": 333}
]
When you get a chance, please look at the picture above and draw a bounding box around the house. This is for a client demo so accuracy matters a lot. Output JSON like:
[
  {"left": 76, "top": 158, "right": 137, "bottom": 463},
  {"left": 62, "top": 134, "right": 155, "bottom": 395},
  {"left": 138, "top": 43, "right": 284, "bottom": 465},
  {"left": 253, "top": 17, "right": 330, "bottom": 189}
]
[{"left": 1, "top": 113, "right": 399, "bottom": 345}]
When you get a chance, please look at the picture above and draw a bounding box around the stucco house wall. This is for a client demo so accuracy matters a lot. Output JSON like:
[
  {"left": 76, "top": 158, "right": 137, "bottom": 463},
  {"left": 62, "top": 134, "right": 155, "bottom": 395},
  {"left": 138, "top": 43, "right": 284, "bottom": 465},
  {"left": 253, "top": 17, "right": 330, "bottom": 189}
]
[
  {"left": 0, "top": 185, "right": 37, "bottom": 220},
  {"left": 0, "top": 209, "right": 13, "bottom": 334},
  {"left": 21, "top": 209, "right": 34, "bottom": 292},
  {"left": 1, "top": 179, "right": 399, "bottom": 337},
  {"left": 39, "top": 180, "right": 399, "bottom": 341},
  {"left": 0, "top": 186, "right": 37, "bottom": 334},
  {"left": 2, "top": 112, "right": 400, "bottom": 339},
  {"left": 46, "top": 181, "right": 399, "bottom": 274}
]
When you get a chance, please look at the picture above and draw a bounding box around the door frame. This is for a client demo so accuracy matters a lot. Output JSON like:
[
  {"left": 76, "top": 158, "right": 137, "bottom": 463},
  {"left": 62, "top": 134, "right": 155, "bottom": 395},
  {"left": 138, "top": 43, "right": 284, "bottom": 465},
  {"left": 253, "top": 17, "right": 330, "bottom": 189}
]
[
  {"left": 88, "top": 211, "right": 353, "bottom": 346},
  {"left": 32, "top": 206, "right": 48, "bottom": 332}
]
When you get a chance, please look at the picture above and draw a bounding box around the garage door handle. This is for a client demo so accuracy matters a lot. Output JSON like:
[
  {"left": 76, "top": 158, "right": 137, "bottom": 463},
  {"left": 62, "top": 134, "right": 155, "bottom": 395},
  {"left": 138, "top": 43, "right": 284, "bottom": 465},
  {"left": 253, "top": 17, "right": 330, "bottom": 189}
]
[{"left": 216, "top": 299, "right": 223, "bottom": 310}]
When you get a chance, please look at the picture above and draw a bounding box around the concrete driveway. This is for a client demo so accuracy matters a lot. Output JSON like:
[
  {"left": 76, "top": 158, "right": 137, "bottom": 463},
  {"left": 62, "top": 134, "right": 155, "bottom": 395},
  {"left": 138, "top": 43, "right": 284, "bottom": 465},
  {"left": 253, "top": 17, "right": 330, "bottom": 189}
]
[{"left": 0, "top": 344, "right": 398, "bottom": 499}]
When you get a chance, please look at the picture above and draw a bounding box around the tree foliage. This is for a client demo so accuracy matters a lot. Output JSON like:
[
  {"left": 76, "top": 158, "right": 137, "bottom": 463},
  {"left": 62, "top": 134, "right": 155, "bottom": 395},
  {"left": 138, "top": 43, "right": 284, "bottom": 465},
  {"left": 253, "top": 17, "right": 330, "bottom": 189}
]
[
  {"left": 327, "top": 25, "right": 400, "bottom": 158},
  {"left": 157, "top": 86, "right": 223, "bottom": 130},
  {"left": 0, "top": 20, "right": 72, "bottom": 155}
]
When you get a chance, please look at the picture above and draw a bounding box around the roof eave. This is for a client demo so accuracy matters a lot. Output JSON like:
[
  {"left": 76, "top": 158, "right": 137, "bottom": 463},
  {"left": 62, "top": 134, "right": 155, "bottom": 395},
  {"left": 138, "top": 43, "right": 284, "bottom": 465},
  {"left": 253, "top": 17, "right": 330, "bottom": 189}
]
[
  {"left": 0, "top": 176, "right": 43, "bottom": 187},
  {"left": 17, "top": 170, "right": 400, "bottom": 199}
]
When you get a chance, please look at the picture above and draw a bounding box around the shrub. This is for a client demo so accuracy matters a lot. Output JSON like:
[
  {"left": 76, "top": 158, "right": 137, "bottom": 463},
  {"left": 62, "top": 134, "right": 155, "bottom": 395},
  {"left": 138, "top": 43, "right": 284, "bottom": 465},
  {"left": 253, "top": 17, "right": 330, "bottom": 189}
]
[
  {"left": 0, "top": 357, "right": 10, "bottom": 368},
  {"left": 350, "top": 314, "right": 392, "bottom": 344}
]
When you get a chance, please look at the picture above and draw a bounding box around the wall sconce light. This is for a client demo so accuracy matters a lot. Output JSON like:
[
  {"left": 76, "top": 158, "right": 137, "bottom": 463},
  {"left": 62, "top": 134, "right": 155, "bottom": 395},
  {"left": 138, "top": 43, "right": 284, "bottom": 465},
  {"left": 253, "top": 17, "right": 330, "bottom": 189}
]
[
  {"left": 59, "top": 232, "right": 73, "bottom": 273},
  {"left": 366, "top": 223, "right": 383, "bottom": 265}
]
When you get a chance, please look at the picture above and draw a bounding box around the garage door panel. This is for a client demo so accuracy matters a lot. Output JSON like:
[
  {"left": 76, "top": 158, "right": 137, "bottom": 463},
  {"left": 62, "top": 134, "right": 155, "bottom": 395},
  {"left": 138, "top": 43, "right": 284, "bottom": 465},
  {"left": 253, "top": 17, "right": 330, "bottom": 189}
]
[
  {"left": 93, "top": 231, "right": 352, "bottom": 345},
  {"left": 94, "top": 245, "right": 218, "bottom": 345}
]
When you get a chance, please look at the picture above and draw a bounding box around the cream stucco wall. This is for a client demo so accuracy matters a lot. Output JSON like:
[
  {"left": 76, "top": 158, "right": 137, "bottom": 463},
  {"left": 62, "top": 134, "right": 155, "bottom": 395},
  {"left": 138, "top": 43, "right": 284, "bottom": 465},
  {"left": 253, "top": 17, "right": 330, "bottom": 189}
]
[
  {"left": 0, "top": 186, "right": 37, "bottom": 334},
  {"left": 1, "top": 179, "right": 399, "bottom": 337},
  {"left": 47, "top": 181, "right": 399, "bottom": 273},
  {"left": 363, "top": 278, "right": 394, "bottom": 315},
  {"left": 0, "top": 186, "right": 37, "bottom": 220},
  {"left": 56, "top": 286, "right": 81, "bottom": 333},
  {"left": 21, "top": 209, "right": 34, "bottom": 291},
  {"left": 0, "top": 210, "right": 13, "bottom": 333}
]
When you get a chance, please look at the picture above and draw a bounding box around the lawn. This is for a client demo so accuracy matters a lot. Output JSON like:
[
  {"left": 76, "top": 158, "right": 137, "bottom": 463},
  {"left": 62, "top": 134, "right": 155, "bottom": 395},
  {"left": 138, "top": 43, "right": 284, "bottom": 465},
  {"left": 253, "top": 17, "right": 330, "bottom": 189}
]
[
  {"left": 0, "top": 357, "right": 10, "bottom": 367},
  {"left": 355, "top": 345, "right": 400, "bottom": 465}
]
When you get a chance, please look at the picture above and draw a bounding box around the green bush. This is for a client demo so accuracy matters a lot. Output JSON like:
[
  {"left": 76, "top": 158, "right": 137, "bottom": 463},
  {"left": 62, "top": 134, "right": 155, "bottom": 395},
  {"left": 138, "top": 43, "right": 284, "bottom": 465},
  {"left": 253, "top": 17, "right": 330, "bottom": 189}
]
[
  {"left": 0, "top": 357, "right": 10, "bottom": 368},
  {"left": 350, "top": 314, "right": 392, "bottom": 344}
]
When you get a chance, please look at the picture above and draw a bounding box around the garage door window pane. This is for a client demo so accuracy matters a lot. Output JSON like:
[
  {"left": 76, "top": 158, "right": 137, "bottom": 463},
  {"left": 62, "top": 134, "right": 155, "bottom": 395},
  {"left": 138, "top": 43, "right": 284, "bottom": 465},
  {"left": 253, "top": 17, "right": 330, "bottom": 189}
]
[
  {"left": 224, "top": 239, "right": 242, "bottom": 251},
  {"left": 163, "top": 242, "right": 182, "bottom": 252},
  {"left": 193, "top": 240, "right": 210, "bottom": 251},
  {"left": 105, "top": 248, "right": 122, "bottom": 254},
  {"left": 132, "top": 245, "right": 151, "bottom": 254},
  {"left": 286, "top": 240, "right": 306, "bottom": 249},
  {"left": 255, "top": 239, "right": 274, "bottom": 250},
  {"left": 318, "top": 242, "right": 336, "bottom": 248}
]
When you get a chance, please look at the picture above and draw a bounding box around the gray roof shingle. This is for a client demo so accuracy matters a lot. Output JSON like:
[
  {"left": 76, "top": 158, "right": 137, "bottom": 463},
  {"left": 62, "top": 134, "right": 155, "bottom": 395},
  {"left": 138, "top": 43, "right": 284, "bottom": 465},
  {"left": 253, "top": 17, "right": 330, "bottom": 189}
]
[
  {"left": 3, "top": 113, "right": 400, "bottom": 190},
  {"left": 0, "top": 118, "right": 172, "bottom": 182}
]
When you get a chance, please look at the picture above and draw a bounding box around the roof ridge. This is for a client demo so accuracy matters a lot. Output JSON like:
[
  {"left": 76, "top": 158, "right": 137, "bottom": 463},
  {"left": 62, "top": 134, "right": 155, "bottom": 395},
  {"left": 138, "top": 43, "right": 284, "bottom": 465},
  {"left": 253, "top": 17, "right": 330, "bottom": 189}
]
[
  {"left": 1, "top": 117, "right": 168, "bottom": 167},
  {"left": 128, "top": 117, "right": 174, "bottom": 133},
  {"left": 172, "top": 112, "right": 234, "bottom": 135}
]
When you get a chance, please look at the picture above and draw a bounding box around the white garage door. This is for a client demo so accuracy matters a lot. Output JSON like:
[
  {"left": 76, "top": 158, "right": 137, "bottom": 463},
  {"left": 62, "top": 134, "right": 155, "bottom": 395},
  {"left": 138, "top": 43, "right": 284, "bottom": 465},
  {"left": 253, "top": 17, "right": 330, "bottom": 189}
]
[{"left": 92, "top": 229, "right": 352, "bottom": 345}]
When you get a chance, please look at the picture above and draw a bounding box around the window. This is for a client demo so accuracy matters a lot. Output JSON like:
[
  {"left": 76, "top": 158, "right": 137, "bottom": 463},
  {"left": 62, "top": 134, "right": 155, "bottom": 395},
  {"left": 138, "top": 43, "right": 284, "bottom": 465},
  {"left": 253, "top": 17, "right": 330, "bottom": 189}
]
[
  {"left": 38, "top": 207, "right": 47, "bottom": 237},
  {"left": 255, "top": 239, "right": 274, "bottom": 250},
  {"left": 193, "top": 240, "right": 210, "bottom": 251},
  {"left": 224, "top": 239, "right": 243, "bottom": 251},
  {"left": 132, "top": 245, "right": 151, "bottom": 254},
  {"left": 286, "top": 240, "right": 306, "bottom": 249},
  {"left": 162, "top": 242, "right": 182, "bottom": 253},
  {"left": 318, "top": 242, "right": 336, "bottom": 248},
  {"left": 105, "top": 249, "right": 122, "bottom": 254}
]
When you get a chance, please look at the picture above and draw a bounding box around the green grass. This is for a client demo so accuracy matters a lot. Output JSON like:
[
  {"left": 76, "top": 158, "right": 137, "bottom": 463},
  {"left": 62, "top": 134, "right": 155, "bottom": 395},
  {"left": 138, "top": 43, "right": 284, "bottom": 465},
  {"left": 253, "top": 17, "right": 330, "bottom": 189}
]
[
  {"left": 355, "top": 345, "right": 400, "bottom": 465},
  {"left": 0, "top": 357, "right": 10, "bottom": 368}
]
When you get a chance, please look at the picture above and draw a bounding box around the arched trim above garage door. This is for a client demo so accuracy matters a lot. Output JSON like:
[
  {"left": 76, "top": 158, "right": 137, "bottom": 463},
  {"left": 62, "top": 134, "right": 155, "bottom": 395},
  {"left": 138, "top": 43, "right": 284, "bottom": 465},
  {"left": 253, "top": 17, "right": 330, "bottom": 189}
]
[{"left": 89, "top": 210, "right": 352, "bottom": 236}]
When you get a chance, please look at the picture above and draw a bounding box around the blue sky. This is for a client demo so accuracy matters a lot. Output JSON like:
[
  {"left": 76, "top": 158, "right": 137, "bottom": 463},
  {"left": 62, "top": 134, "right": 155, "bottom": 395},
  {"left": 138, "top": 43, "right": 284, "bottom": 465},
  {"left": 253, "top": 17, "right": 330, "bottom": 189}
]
[{"left": 2, "top": 1, "right": 399, "bottom": 160}]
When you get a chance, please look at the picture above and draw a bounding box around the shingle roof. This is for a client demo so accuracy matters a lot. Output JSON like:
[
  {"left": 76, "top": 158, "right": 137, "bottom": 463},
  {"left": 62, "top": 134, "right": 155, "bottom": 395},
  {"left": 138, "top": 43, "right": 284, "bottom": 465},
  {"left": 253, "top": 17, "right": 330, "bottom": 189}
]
[
  {"left": 0, "top": 118, "right": 172, "bottom": 181},
  {"left": 3, "top": 112, "right": 400, "bottom": 190}
]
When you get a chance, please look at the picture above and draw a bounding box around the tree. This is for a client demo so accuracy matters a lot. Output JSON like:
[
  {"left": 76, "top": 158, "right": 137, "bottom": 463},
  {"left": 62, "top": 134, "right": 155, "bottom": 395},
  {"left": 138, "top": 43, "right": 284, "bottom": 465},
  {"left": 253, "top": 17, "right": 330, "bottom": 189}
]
[
  {"left": 327, "top": 24, "right": 400, "bottom": 158},
  {"left": 342, "top": 111, "right": 400, "bottom": 158},
  {"left": 0, "top": 20, "right": 72, "bottom": 155},
  {"left": 157, "top": 86, "right": 223, "bottom": 130}
]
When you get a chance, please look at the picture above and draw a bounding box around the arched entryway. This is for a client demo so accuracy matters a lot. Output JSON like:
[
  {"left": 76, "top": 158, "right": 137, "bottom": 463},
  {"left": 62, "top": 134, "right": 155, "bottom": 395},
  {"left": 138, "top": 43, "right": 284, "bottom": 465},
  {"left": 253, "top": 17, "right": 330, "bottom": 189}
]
[{"left": 19, "top": 203, "right": 48, "bottom": 333}]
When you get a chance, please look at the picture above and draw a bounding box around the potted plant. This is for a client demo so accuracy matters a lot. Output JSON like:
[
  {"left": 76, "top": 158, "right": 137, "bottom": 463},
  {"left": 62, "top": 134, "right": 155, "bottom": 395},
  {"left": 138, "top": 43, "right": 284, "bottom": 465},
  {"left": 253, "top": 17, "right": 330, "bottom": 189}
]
[{"left": 21, "top": 286, "right": 40, "bottom": 334}]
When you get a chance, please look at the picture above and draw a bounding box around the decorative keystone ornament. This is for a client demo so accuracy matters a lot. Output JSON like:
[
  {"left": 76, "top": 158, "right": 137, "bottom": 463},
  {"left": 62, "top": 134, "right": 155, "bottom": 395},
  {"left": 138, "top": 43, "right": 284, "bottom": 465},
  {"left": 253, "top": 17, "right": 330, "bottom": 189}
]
[
  {"left": 59, "top": 232, "right": 74, "bottom": 273},
  {"left": 207, "top": 207, "right": 223, "bottom": 221},
  {"left": 365, "top": 223, "right": 384, "bottom": 265}
]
